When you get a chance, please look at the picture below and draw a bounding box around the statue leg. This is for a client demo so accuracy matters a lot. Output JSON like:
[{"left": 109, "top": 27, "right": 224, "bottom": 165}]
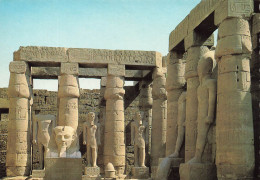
[
  {"left": 87, "top": 145, "right": 91, "bottom": 167},
  {"left": 139, "top": 147, "right": 145, "bottom": 167},
  {"left": 134, "top": 145, "right": 139, "bottom": 167},
  {"left": 38, "top": 144, "right": 44, "bottom": 169},
  {"left": 170, "top": 125, "right": 185, "bottom": 158},
  {"left": 92, "top": 147, "right": 97, "bottom": 167}
]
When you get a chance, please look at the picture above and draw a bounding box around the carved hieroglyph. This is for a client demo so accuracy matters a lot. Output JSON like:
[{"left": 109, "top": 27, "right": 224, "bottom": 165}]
[
  {"left": 215, "top": 17, "right": 254, "bottom": 179},
  {"left": 83, "top": 112, "right": 101, "bottom": 167},
  {"left": 104, "top": 64, "right": 126, "bottom": 175},
  {"left": 6, "top": 61, "right": 32, "bottom": 176},
  {"left": 33, "top": 114, "right": 56, "bottom": 169},
  {"left": 165, "top": 51, "right": 186, "bottom": 156},
  {"left": 151, "top": 67, "right": 167, "bottom": 171},
  {"left": 131, "top": 112, "right": 147, "bottom": 167},
  {"left": 188, "top": 50, "right": 217, "bottom": 164}
]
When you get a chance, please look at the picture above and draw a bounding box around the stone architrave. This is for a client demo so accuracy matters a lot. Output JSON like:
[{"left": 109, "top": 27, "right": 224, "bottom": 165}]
[
  {"left": 6, "top": 61, "right": 32, "bottom": 177},
  {"left": 215, "top": 17, "right": 255, "bottom": 179},
  {"left": 104, "top": 64, "right": 126, "bottom": 176},
  {"left": 165, "top": 51, "right": 186, "bottom": 156},
  {"left": 83, "top": 112, "right": 101, "bottom": 167},
  {"left": 32, "top": 114, "right": 56, "bottom": 169},
  {"left": 151, "top": 67, "right": 167, "bottom": 177},
  {"left": 184, "top": 45, "right": 210, "bottom": 162}
]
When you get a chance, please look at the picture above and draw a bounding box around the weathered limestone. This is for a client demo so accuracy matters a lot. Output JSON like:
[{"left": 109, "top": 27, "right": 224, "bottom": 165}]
[
  {"left": 131, "top": 166, "right": 149, "bottom": 179},
  {"left": 6, "top": 61, "right": 32, "bottom": 177},
  {"left": 104, "top": 64, "right": 126, "bottom": 176},
  {"left": 165, "top": 51, "right": 186, "bottom": 156},
  {"left": 131, "top": 112, "right": 147, "bottom": 167},
  {"left": 151, "top": 67, "right": 167, "bottom": 177},
  {"left": 32, "top": 114, "right": 56, "bottom": 169},
  {"left": 184, "top": 45, "right": 210, "bottom": 162},
  {"left": 83, "top": 112, "right": 101, "bottom": 167},
  {"left": 215, "top": 17, "right": 255, "bottom": 179},
  {"left": 105, "top": 163, "right": 116, "bottom": 179}
]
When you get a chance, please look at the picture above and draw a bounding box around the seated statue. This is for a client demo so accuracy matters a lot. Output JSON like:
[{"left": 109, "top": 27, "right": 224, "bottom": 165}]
[
  {"left": 32, "top": 114, "right": 56, "bottom": 169},
  {"left": 188, "top": 51, "right": 217, "bottom": 164},
  {"left": 46, "top": 126, "right": 81, "bottom": 158},
  {"left": 83, "top": 112, "right": 101, "bottom": 167},
  {"left": 131, "top": 112, "right": 147, "bottom": 167}
]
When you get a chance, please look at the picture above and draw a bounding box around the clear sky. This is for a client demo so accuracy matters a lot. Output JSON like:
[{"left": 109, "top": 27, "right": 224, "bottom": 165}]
[{"left": 0, "top": 0, "right": 201, "bottom": 90}]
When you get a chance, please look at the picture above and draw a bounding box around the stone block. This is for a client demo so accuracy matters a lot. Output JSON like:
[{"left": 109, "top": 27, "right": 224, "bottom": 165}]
[
  {"left": 14, "top": 46, "right": 68, "bottom": 63},
  {"left": 45, "top": 158, "right": 82, "bottom": 180},
  {"left": 169, "top": 15, "right": 189, "bottom": 51},
  {"left": 101, "top": 77, "right": 107, "bottom": 87},
  {"left": 84, "top": 167, "right": 100, "bottom": 177},
  {"left": 252, "top": 13, "right": 260, "bottom": 35},
  {"left": 151, "top": 166, "right": 158, "bottom": 178},
  {"left": 82, "top": 175, "right": 101, "bottom": 180},
  {"left": 6, "top": 166, "right": 30, "bottom": 177},
  {"left": 218, "top": 55, "right": 250, "bottom": 74},
  {"left": 214, "top": 0, "right": 254, "bottom": 26},
  {"left": 32, "top": 169, "right": 45, "bottom": 178},
  {"left": 218, "top": 18, "right": 250, "bottom": 39},
  {"left": 106, "top": 100, "right": 124, "bottom": 111},
  {"left": 131, "top": 166, "right": 149, "bottom": 179},
  {"left": 107, "top": 64, "right": 125, "bottom": 76},
  {"left": 60, "top": 63, "right": 79, "bottom": 75},
  {"left": 179, "top": 163, "right": 217, "bottom": 180},
  {"left": 103, "top": 155, "right": 125, "bottom": 166},
  {"left": 9, "top": 61, "right": 29, "bottom": 74},
  {"left": 184, "top": 32, "right": 214, "bottom": 50},
  {"left": 215, "top": 35, "right": 252, "bottom": 58},
  {"left": 217, "top": 164, "right": 254, "bottom": 179}
]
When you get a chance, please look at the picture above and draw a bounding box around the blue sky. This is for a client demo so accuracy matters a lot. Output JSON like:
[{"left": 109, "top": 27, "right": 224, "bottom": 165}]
[{"left": 0, "top": 0, "right": 201, "bottom": 90}]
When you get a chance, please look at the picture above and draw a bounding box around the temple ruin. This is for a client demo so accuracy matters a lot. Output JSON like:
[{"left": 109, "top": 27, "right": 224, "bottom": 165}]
[{"left": 1, "top": 0, "right": 260, "bottom": 179}]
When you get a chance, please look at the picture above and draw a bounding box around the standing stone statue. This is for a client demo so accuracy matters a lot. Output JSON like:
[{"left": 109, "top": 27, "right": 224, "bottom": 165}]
[
  {"left": 32, "top": 114, "right": 56, "bottom": 169},
  {"left": 131, "top": 112, "right": 147, "bottom": 167},
  {"left": 83, "top": 112, "right": 101, "bottom": 167},
  {"left": 188, "top": 52, "right": 217, "bottom": 164},
  {"left": 170, "top": 90, "right": 186, "bottom": 158}
]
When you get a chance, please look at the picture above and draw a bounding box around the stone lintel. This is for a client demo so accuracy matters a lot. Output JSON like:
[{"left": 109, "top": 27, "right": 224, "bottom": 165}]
[
  {"left": 214, "top": 0, "right": 254, "bottom": 26},
  {"left": 14, "top": 46, "right": 161, "bottom": 68},
  {"left": 107, "top": 64, "right": 125, "bottom": 76}
]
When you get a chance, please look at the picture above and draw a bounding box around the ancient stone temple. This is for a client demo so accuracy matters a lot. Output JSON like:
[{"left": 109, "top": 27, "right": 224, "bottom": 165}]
[{"left": 1, "top": 0, "right": 259, "bottom": 179}]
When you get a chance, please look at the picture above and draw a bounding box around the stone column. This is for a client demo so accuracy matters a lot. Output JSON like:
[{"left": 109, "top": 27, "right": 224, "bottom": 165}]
[
  {"left": 165, "top": 51, "right": 186, "bottom": 156},
  {"left": 98, "top": 77, "right": 107, "bottom": 173},
  {"left": 104, "top": 64, "right": 125, "bottom": 176},
  {"left": 58, "top": 63, "right": 80, "bottom": 130},
  {"left": 251, "top": 13, "right": 260, "bottom": 177},
  {"left": 215, "top": 14, "right": 255, "bottom": 179},
  {"left": 151, "top": 67, "right": 167, "bottom": 174},
  {"left": 139, "top": 80, "right": 153, "bottom": 158},
  {"left": 6, "top": 61, "right": 32, "bottom": 176},
  {"left": 184, "top": 45, "right": 209, "bottom": 162}
]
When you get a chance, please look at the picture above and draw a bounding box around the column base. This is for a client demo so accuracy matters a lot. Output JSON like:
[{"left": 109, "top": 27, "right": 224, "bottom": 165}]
[
  {"left": 32, "top": 169, "right": 45, "bottom": 178},
  {"left": 151, "top": 166, "right": 158, "bottom": 179},
  {"left": 131, "top": 166, "right": 149, "bottom": 179},
  {"left": 84, "top": 167, "right": 101, "bottom": 177},
  {"left": 45, "top": 158, "right": 82, "bottom": 180},
  {"left": 179, "top": 163, "right": 217, "bottom": 180}
]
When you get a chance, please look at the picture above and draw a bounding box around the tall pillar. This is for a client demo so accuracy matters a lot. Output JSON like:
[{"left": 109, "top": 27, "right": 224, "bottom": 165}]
[
  {"left": 151, "top": 67, "right": 167, "bottom": 172},
  {"left": 215, "top": 12, "right": 254, "bottom": 179},
  {"left": 98, "top": 77, "right": 107, "bottom": 173},
  {"left": 139, "top": 80, "right": 153, "bottom": 160},
  {"left": 104, "top": 64, "right": 125, "bottom": 175},
  {"left": 6, "top": 61, "right": 32, "bottom": 176},
  {"left": 165, "top": 51, "right": 186, "bottom": 156},
  {"left": 184, "top": 45, "right": 209, "bottom": 162},
  {"left": 58, "top": 63, "right": 80, "bottom": 130}
]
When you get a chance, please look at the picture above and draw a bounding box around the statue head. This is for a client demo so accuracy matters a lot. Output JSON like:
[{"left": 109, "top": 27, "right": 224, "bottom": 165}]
[
  {"left": 87, "top": 112, "right": 95, "bottom": 125},
  {"left": 135, "top": 112, "right": 143, "bottom": 125},
  {"left": 197, "top": 51, "right": 215, "bottom": 79},
  {"left": 54, "top": 126, "right": 76, "bottom": 157}
]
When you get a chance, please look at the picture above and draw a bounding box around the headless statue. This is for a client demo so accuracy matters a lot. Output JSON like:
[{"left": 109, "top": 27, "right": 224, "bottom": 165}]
[
  {"left": 83, "top": 112, "right": 101, "bottom": 167},
  {"left": 170, "top": 91, "right": 187, "bottom": 158},
  {"left": 188, "top": 52, "right": 217, "bottom": 163},
  {"left": 33, "top": 114, "right": 56, "bottom": 169},
  {"left": 131, "top": 112, "right": 147, "bottom": 167}
]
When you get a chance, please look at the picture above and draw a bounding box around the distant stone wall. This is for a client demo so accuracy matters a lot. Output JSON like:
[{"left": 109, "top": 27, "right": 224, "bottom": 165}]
[{"left": 0, "top": 87, "right": 140, "bottom": 178}]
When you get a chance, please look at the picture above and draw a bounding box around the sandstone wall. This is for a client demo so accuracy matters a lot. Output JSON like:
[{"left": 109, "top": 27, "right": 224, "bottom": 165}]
[{"left": 0, "top": 87, "right": 139, "bottom": 178}]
